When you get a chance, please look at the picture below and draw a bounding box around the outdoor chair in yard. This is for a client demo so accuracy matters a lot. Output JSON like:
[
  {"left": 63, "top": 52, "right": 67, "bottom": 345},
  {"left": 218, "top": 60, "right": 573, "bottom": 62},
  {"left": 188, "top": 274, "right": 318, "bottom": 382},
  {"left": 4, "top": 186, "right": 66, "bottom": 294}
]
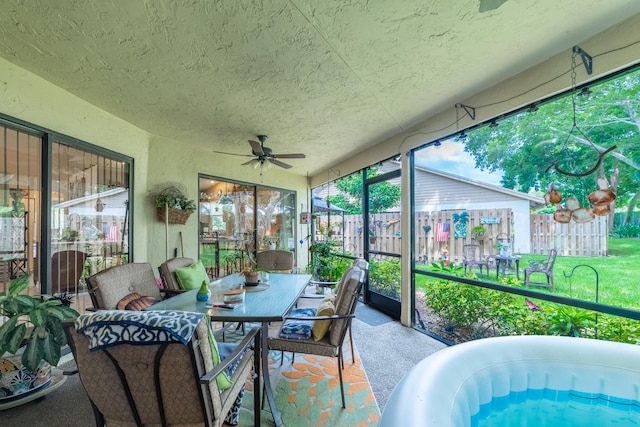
[
  {"left": 64, "top": 310, "right": 260, "bottom": 427},
  {"left": 268, "top": 263, "right": 367, "bottom": 408},
  {"left": 524, "top": 248, "right": 558, "bottom": 290},
  {"left": 462, "top": 244, "right": 489, "bottom": 276}
]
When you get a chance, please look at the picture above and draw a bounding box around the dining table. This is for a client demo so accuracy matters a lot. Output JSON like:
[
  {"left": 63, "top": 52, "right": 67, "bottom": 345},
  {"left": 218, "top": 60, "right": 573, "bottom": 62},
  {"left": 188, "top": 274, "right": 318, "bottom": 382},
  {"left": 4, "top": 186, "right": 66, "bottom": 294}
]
[{"left": 148, "top": 272, "right": 311, "bottom": 427}]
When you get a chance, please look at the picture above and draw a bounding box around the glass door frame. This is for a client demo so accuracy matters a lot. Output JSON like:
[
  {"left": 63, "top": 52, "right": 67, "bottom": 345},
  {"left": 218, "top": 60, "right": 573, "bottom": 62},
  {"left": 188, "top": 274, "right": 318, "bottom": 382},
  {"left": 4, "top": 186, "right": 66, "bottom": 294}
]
[{"left": 363, "top": 167, "right": 402, "bottom": 318}]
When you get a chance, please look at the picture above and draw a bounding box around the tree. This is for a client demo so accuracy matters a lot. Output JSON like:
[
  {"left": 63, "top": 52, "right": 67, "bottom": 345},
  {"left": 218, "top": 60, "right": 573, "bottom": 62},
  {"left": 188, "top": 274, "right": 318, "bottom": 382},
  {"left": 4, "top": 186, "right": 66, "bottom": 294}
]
[
  {"left": 329, "top": 169, "right": 401, "bottom": 214},
  {"left": 463, "top": 66, "right": 640, "bottom": 227}
]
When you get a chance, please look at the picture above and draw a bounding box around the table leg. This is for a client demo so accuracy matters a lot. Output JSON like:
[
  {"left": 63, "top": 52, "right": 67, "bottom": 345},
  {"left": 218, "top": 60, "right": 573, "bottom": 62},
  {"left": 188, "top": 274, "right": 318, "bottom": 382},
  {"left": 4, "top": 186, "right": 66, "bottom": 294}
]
[
  {"left": 515, "top": 259, "right": 520, "bottom": 280},
  {"left": 495, "top": 259, "right": 500, "bottom": 279},
  {"left": 261, "top": 321, "right": 282, "bottom": 426}
]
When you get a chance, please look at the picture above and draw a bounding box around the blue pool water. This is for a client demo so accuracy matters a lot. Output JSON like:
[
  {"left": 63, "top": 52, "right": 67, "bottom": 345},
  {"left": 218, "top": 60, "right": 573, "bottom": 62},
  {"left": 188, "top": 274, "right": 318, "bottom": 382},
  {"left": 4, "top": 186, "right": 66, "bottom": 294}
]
[{"left": 472, "top": 389, "right": 640, "bottom": 427}]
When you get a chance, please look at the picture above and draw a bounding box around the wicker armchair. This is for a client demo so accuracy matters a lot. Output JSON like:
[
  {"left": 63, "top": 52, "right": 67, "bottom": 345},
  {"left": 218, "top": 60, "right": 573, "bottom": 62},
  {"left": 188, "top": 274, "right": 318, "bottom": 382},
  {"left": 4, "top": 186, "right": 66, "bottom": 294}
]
[{"left": 64, "top": 311, "right": 260, "bottom": 427}]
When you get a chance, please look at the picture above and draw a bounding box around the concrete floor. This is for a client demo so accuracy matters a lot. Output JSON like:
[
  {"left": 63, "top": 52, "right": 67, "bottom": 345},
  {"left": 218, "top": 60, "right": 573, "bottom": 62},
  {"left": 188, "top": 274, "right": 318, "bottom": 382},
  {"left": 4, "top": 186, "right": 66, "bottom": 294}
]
[{"left": 350, "top": 303, "right": 449, "bottom": 411}]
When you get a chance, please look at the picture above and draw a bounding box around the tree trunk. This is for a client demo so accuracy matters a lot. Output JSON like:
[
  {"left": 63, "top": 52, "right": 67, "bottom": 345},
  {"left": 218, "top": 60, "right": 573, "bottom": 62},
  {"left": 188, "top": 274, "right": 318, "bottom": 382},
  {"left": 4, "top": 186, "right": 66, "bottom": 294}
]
[{"left": 624, "top": 192, "right": 640, "bottom": 226}]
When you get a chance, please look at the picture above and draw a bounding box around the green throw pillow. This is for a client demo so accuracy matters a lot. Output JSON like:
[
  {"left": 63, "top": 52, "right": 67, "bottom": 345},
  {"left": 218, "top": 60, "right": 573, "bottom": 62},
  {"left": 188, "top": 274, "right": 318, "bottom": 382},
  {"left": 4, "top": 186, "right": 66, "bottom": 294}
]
[
  {"left": 175, "top": 260, "right": 209, "bottom": 290},
  {"left": 207, "top": 322, "right": 233, "bottom": 390}
]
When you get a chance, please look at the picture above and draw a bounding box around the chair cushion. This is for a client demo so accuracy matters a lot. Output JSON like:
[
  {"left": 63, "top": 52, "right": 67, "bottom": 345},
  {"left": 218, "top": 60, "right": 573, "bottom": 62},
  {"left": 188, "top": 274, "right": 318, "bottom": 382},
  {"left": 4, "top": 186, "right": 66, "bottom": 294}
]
[
  {"left": 116, "top": 292, "right": 160, "bottom": 311},
  {"left": 312, "top": 300, "right": 335, "bottom": 341},
  {"left": 175, "top": 260, "right": 209, "bottom": 290},
  {"left": 207, "top": 324, "right": 233, "bottom": 390},
  {"left": 280, "top": 307, "right": 315, "bottom": 340},
  {"left": 89, "top": 263, "right": 162, "bottom": 310}
]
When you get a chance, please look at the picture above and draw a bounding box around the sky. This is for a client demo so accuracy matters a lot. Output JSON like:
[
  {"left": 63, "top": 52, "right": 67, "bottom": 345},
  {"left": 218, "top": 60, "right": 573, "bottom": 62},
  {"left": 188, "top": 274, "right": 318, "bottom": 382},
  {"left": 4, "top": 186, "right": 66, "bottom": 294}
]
[{"left": 413, "top": 139, "right": 504, "bottom": 186}]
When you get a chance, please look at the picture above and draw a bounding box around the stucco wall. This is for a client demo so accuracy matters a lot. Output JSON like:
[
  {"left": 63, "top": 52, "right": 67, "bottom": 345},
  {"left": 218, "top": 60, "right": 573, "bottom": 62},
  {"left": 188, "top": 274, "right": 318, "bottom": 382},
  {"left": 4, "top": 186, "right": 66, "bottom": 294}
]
[
  {"left": 0, "top": 57, "right": 309, "bottom": 273},
  {"left": 0, "top": 56, "right": 152, "bottom": 263}
]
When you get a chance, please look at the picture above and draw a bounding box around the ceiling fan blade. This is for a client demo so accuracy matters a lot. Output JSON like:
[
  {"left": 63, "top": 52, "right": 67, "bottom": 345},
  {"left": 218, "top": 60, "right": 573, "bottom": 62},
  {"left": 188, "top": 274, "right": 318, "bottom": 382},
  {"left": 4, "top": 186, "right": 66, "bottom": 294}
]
[
  {"left": 269, "top": 158, "right": 292, "bottom": 169},
  {"left": 272, "top": 153, "right": 306, "bottom": 159},
  {"left": 241, "top": 159, "right": 257, "bottom": 166},
  {"left": 212, "top": 150, "right": 253, "bottom": 158},
  {"left": 248, "top": 140, "right": 265, "bottom": 156}
]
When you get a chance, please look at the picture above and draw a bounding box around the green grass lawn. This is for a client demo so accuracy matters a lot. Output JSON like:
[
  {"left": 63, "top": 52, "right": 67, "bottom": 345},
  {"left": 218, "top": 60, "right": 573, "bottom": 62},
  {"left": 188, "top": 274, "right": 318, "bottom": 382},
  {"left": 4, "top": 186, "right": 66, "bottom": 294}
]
[
  {"left": 518, "top": 238, "right": 640, "bottom": 308},
  {"left": 417, "top": 238, "right": 640, "bottom": 309}
]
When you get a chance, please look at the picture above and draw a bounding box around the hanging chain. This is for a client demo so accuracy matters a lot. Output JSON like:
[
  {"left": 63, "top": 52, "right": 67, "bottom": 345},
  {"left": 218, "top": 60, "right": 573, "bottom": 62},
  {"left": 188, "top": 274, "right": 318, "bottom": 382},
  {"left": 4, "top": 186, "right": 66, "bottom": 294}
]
[
  {"left": 546, "top": 50, "right": 617, "bottom": 177},
  {"left": 570, "top": 51, "right": 578, "bottom": 126}
]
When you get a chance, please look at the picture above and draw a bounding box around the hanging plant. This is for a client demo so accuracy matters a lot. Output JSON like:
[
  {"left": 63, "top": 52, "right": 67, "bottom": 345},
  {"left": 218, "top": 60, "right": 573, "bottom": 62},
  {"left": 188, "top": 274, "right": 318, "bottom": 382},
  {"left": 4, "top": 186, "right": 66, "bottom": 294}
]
[{"left": 150, "top": 184, "right": 196, "bottom": 225}]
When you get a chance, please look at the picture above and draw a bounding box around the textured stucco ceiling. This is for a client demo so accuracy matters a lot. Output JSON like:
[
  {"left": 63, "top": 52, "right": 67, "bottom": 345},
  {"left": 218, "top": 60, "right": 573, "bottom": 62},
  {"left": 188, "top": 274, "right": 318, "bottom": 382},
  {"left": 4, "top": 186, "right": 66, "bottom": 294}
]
[{"left": 1, "top": 1, "right": 639, "bottom": 176}]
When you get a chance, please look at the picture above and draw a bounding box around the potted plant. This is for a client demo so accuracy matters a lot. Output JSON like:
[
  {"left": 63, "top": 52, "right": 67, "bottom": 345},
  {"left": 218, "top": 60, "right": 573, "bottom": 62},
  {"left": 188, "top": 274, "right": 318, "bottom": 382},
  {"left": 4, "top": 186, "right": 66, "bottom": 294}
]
[
  {"left": 471, "top": 225, "right": 486, "bottom": 240},
  {"left": 150, "top": 184, "right": 197, "bottom": 224},
  {"left": 61, "top": 228, "right": 79, "bottom": 241},
  {"left": 0, "top": 275, "right": 79, "bottom": 401},
  {"left": 307, "top": 238, "right": 348, "bottom": 284}
]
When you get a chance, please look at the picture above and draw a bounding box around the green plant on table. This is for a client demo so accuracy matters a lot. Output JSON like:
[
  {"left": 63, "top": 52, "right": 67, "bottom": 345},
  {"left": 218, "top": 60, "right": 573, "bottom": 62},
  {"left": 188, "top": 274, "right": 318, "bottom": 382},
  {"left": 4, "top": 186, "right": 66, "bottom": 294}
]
[{"left": 0, "top": 275, "right": 80, "bottom": 371}]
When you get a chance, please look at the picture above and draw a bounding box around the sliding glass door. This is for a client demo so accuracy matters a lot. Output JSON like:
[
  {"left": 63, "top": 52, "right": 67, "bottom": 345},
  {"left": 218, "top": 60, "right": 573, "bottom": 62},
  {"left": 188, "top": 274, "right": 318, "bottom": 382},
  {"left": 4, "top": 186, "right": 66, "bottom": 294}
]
[{"left": 198, "top": 175, "right": 296, "bottom": 278}]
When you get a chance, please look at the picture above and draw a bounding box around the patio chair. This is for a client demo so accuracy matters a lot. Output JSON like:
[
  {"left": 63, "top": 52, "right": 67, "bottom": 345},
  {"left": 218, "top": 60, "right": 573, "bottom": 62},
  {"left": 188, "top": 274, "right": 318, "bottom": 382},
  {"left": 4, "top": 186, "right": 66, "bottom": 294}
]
[
  {"left": 462, "top": 244, "right": 489, "bottom": 275},
  {"left": 158, "top": 256, "right": 195, "bottom": 296},
  {"left": 524, "top": 248, "right": 558, "bottom": 290},
  {"left": 268, "top": 263, "right": 367, "bottom": 408},
  {"left": 256, "top": 249, "right": 295, "bottom": 273},
  {"left": 51, "top": 250, "right": 88, "bottom": 293},
  {"left": 63, "top": 310, "right": 260, "bottom": 427},
  {"left": 86, "top": 262, "right": 163, "bottom": 310}
]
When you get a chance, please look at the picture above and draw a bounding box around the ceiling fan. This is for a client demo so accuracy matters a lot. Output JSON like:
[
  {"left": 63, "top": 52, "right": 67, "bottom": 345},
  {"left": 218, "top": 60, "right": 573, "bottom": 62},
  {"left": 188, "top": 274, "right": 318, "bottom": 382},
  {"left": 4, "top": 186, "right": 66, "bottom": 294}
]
[{"left": 214, "top": 135, "right": 305, "bottom": 169}]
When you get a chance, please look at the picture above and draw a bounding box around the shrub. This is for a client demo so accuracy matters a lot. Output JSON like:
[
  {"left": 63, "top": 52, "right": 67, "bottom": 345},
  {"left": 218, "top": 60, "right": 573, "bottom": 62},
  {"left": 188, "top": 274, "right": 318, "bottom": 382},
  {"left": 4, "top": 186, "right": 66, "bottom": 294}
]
[
  {"left": 369, "top": 258, "right": 401, "bottom": 299},
  {"left": 610, "top": 223, "right": 640, "bottom": 238}
]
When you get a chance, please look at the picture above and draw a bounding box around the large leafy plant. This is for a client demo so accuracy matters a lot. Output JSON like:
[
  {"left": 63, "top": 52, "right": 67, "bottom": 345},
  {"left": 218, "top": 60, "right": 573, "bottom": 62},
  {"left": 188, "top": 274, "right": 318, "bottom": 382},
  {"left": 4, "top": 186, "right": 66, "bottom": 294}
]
[{"left": 0, "top": 275, "right": 79, "bottom": 371}]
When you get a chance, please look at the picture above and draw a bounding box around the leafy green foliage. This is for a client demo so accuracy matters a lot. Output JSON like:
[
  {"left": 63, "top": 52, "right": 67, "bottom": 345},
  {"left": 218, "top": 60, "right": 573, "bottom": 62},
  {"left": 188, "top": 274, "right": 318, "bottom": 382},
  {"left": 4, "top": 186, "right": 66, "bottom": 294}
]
[
  {"left": 430, "top": 260, "right": 464, "bottom": 276},
  {"left": 610, "top": 223, "right": 640, "bottom": 238},
  {"left": 330, "top": 169, "right": 400, "bottom": 214},
  {"left": 307, "top": 239, "right": 350, "bottom": 282},
  {"left": 150, "top": 185, "right": 196, "bottom": 212},
  {"left": 463, "top": 67, "right": 640, "bottom": 217},
  {"left": 369, "top": 258, "right": 401, "bottom": 299},
  {"left": 543, "top": 303, "right": 595, "bottom": 337},
  {"left": 419, "top": 273, "right": 640, "bottom": 344},
  {"left": 0, "top": 275, "right": 79, "bottom": 371}
]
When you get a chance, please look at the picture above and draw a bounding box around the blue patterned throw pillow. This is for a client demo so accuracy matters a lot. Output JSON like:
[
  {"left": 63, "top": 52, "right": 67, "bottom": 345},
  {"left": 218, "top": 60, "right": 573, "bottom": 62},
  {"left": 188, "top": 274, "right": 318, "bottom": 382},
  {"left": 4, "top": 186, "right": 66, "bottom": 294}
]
[{"left": 280, "top": 307, "right": 315, "bottom": 340}]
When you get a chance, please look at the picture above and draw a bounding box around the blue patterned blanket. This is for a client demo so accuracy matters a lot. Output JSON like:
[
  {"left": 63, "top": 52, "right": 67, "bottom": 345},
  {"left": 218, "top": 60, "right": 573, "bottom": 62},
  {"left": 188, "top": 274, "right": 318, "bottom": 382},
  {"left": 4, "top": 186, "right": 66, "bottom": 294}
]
[{"left": 76, "top": 310, "right": 204, "bottom": 351}]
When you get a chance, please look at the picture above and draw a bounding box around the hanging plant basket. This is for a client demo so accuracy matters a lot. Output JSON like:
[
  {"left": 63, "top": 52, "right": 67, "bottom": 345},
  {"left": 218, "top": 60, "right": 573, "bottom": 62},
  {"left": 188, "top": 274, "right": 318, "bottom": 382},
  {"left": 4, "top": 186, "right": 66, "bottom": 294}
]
[
  {"left": 150, "top": 184, "right": 196, "bottom": 225},
  {"left": 156, "top": 205, "right": 192, "bottom": 225}
]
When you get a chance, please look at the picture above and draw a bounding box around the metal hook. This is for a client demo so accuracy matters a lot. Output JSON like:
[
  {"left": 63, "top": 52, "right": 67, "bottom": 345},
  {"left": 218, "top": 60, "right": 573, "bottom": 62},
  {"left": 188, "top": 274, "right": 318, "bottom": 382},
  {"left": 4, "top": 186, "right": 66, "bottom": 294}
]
[{"left": 572, "top": 46, "right": 593, "bottom": 75}]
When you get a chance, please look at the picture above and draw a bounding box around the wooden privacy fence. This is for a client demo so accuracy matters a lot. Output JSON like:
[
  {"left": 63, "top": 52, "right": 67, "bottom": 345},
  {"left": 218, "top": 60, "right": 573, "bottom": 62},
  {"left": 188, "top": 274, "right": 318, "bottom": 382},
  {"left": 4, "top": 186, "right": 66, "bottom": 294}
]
[
  {"left": 336, "top": 209, "right": 514, "bottom": 265},
  {"left": 530, "top": 214, "right": 608, "bottom": 256},
  {"left": 323, "top": 209, "right": 608, "bottom": 262}
]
